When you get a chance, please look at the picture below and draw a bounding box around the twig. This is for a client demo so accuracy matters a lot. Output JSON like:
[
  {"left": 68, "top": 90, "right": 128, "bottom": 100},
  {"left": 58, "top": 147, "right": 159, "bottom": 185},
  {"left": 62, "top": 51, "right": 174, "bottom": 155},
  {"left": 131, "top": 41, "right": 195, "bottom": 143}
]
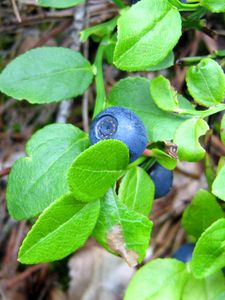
[
  {"left": 4, "top": 264, "right": 48, "bottom": 288},
  {"left": 0, "top": 167, "right": 11, "bottom": 177},
  {"left": 11, "top": 0, "right": 22, "bottom": 23}
]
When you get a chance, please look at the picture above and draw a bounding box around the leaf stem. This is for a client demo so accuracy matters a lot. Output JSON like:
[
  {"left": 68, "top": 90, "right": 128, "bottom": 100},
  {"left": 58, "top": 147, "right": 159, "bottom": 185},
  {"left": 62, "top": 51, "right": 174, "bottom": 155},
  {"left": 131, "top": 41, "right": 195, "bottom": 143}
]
[
  {"left": 177, "top": 51, "right": 225, "bottom": 66},
  {"left": 176, "top": 104, "right": 225, "bottom": 118},
  {"left": 92, "top": 39, "right": 109, "bottom": 118},
  {"left": 127, "top": 156, "right": 147, "bottom": 169}
]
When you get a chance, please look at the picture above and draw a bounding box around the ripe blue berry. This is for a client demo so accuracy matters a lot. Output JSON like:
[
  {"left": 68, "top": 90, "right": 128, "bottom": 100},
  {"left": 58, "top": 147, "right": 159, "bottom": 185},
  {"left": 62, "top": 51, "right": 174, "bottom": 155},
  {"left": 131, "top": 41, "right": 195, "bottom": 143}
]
[
  {"left": 149, "top": 163, "right": 173, "bottom": 198},
  {"left": 89, "top": 106, "right": 148, "bottom": 162},
  {"left": 172, "top": 244, "right": 195, "bottom": 263}
]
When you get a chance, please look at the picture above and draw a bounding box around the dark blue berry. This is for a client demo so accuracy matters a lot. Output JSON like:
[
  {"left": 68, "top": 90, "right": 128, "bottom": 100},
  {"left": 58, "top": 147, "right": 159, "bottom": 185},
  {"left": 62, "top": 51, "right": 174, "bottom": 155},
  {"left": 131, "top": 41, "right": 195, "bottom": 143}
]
[
  {"left": 89, "top": 106, "right": 148, "bottom": 162},
  {"left": 149, "top": 163, "right": 173, "bottom": 198},
  {"left": 129, "top": 0, "right": 140, "bottom": 5},
  {"left": 172, "top": 244, "right": 195, "bottom": 263}
]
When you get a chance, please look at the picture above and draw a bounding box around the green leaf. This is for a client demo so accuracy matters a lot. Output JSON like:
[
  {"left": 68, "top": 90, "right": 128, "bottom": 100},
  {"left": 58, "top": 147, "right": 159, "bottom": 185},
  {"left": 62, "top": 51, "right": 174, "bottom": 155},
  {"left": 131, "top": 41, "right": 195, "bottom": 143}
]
[
  {"left": 18, "top": 194, "right": 100, "bottom": 264},
  {"left": 150, "top": 75, "right": 178, "bottom": 112},
  {"left": 107, "top": 77, "right": 189, "bottom": 142},
  {"left": 124, "top": 259, "right": 187, "bottom": 300},
  {"left": 80, "top": 18, "right": 118, "bottom": 42},
  {"left": 93, "top": 189, "right": 153, "bottom": 266},
  {"left": 118, "top": 167, "right": 154, "bottom": 216},
  {"left": 191, "top": 218, "right": 225, "bottom": 278},
  {"left": 200, "top": 0, "right": 225, "bottom": 12},
  {"left": 37, "top": 0, "right": 84, "bottom": 8},
  {"left": 0, "top": 47, "right": 94, "bottom": 104},
  {"left": 146, "top": 52, "right": 174, "bottom": 71},
  {"left": 150, "top": 148, "right": 177, "bottom": 170},
  {"left": 181, "top": 189, "right": 224, "bottom": 239},
  {"left": 212, "top": 163, "right": 225, "bottom": 201},
  {"left": 174, "top": 118, "right": 209, "bottom": 162},
  {"left": 182, "top": 270, "right": 225, "bottom": 300},
  {"left": 186, "top": 58, "right": 225, "bottom": 107},
  {"left": 220, "top": 114, "right": 225, "bottom": 146},
  {"left": 6, "top": 124, "right": 88, "bottom": 220},
  {"left": 204, "top": 153, "right": 216, "bottom": 190},
  {"left": 113, "top": 0, "right": 182, "bottom": 71},
  {"left": 68, "top": 140, "right": 129, "bottom": 202}
]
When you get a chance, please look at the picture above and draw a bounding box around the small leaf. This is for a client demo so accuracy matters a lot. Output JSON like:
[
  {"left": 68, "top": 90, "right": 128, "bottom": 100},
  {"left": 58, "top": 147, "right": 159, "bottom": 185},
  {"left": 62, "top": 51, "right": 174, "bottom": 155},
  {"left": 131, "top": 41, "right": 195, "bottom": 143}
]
[
  {"left": 6, "top": 124, "right": 88, "bottom": 220},
  {"left": 113, "top": 0, "right": 182, "bottom": 71},
  {"left": 191, "top": 218, "right": 225, "bottom": 278},
  {"left": 212, "top": 163, "right": 225, "bottom": 201},
  {"left": 150, "top": 75, "right": 178, "bottom": 112},
  {"left": 93, "top": 189, "right": 153, "bottom": 266},
  {"left": 68, "top": 140, "right": 129, "bottom": 202},
  {"left": 0, "top": 47, "right": 94, "bottom": 104},
  {"left": 174, "top": 118, "right": 209, "bottom": 162},
  {"left": 200, "top": 0, "right": 225, "bottom": 12},
  {"left": 186, "top": 58, "right": 225, "bottom": 107},
  {"left": 181, "top": 189, "right": 224, "bottom": 239},
  {"left": 38, "top": 0, "right": 84, "bottom": 8},
  {"left": 124, "top": 259, "right": 187, "bottom": 300},
  {"left": 18, "top": 194, "right": 100, "bottom": 264},
  {"left": 150, "top": 148, "right": 177, "bottom": 169},
  {"left": 107, "top": 77, "right": 189, "bottom": 142},
  {"left": 182, "top": 270, "right": 225, "bottom": 300},
  {"left": 118, "top": 167, "right": 154, "bottom": 216}
]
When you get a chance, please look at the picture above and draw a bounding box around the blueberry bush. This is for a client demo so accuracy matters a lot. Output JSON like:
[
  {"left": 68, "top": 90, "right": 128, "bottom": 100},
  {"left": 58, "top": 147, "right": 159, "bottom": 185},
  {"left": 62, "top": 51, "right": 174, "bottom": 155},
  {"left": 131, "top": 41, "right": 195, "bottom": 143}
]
[{"left": 0, "top": 0, "right": 225, "bottom": 298}]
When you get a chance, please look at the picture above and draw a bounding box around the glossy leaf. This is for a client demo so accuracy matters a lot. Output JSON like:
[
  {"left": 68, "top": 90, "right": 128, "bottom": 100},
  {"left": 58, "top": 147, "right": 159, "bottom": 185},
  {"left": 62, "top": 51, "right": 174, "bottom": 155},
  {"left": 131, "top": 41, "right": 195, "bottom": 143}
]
[
  {"left": 6, "top": 124, "right": 89, "bottom": 220},
  {"left": 118, "top": 167, "right": 154, "bottom": 216},
  {"left": 182, "top": 189, "right": 224, "bottom": 239},
  {"left": 200, "top": 0, "right": 225, "bottom": 12},
  {"left": 191, "top": 218, "right": 225, "bottom": 278},
  {"left": 174, "top": 118, "right": 209, "bottom": 161},
  {"left": 150, "top": 75, "right": 178, "bottom": 112},
  {"left": 68, "top": 140, "right": 129, "bottom": 202},
  {"left": 38, "top": 0, "right": 84, "bottom": 8},
  {"left": 0, "top": 47, "right": 94, "bottom": 103},
  {"left": 93, "top": 189, "right": 153, "bottom": 266},
  {"left": 212, "top": 164, "right": 225, "bottom": 201},
  {"left": 182, "top": 270, "right": 225, "bottom": 300},
  {"left": 125, "top": 259, "right": 187, "bottom": 300},
  {"left": 108, "top": 77, "right": 189, "bottom": 142},
  {"left": 19, "top": 194, "right": 100, "bottom": 264},
  {"left": 186, "top": 58, "right": 225, "bottom": 107},
  {"left": 114, "top": 0, "right": 182, "bottom": 71}
]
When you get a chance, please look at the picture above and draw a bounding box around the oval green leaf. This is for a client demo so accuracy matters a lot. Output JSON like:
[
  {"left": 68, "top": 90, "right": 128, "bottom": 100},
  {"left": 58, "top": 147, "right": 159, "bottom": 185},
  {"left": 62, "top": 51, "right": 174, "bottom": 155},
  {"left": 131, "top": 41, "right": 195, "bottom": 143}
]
[
  {"left": 7, "top": 124, "right": 89, "bottom": 220},
  {"left": 118, "top": 167, "right": 154, "bottom": 216},
  {"left": 19, "top": 194, "right": 100, "bottom": 264},
  {"left": 186, "top": 58, "right": 225, "bottom": 107},
  {"left": 0, "top": 47, "right": 94, "bottom": 103},
  {"left": 212, "top": 163, "right": 225, "bottom": 201},
  {"left": 93, "top": 189, "right": 153, "bottom": 266},
  {"left": 191, "top": 218, "right": 225, "bottom": 278},
  {"left": 150, "top": 75, "right": 178, "bottom": 112},
  {"left": 68, "top": 140, "right": 129, "bottom": 202},
  {"left": 174, "top": 118, "right": 209, "bottom": 162},
  {"left": 113, "top": 0, "right": 182, "bottom": 71},
  {"left": 125, "top": 259, "right": 187, "bottom": 300},
  {"left": 181, "top": 189, "right": 224, "bottom": 239}
]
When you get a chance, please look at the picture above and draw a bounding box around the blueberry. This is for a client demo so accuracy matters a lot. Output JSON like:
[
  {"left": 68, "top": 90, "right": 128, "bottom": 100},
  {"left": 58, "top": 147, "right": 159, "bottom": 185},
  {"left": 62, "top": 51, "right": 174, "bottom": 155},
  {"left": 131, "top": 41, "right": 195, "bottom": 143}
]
[
  {"left": 89, "top": 106, "right": 148, "bottom": 162},
  {"left": 148, "top": 163, "right": 173, "bottom": 198},
  {"left": 172, "top": 244, "right": 195, "bottom": 263},
  {"left": 129, "top": 0, "right": 140, "bottom": 4}
]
